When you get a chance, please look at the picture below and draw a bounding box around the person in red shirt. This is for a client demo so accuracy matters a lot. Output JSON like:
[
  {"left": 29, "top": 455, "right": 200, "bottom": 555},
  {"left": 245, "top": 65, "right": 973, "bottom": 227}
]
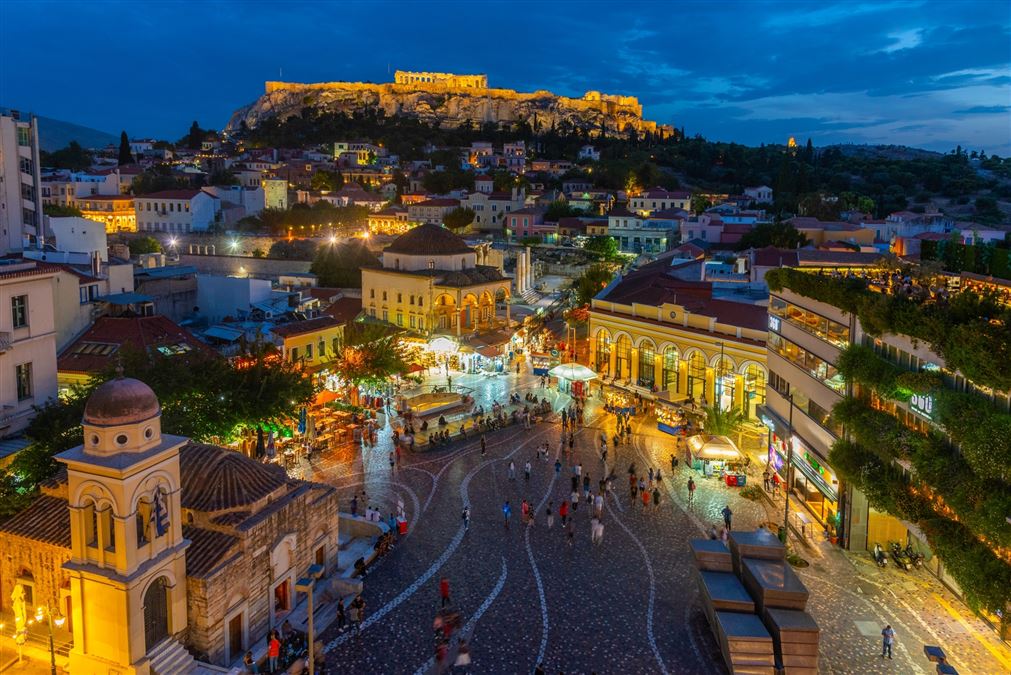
[
  {"left": 440, "top": 576, "right": 450, "bottom": 608},
  {"left": 267, "top": 631, "right": 281, "bottom": 673},
  {"left": 559, "top": 500, "right": 569, "bottom": 526}
]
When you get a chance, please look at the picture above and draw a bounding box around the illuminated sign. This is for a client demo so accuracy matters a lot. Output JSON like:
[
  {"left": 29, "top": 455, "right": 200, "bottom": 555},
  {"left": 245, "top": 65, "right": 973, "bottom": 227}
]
[
  {"left": 910, "top": 393, "right": 934, "bottom": 419},
  {"left": 769, "top": 316, "right": 781, "bottom": 332}
]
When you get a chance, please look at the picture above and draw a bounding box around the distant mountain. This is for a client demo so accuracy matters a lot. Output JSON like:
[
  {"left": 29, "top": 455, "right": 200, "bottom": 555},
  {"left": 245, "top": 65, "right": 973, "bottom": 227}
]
[
  {"left": 824, "top": 144, "right": 943, "bottom": 161},
  {"left": 0, "top": 109, "right": 118, "bottom": 152}
]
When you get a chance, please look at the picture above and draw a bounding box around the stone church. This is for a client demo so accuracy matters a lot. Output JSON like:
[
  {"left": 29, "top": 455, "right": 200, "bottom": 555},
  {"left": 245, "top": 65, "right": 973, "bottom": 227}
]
[{"left": 0, "top": 376, "right": 340, "bottom": 672}]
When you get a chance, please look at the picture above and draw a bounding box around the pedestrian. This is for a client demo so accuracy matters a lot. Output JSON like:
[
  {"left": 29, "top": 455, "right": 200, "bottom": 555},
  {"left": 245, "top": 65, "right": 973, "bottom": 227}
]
[
  {"left": 567, "top": 521, "right": 575, "bottom": 547},
  {"left": 722, "top": 504, "right": 733, "bottom": 530},
  {"left": 576, "top": 462, "right": 583, "bottom": 478},
  {"left": 535, "top": 663, "right": 546, "bottom": 675},
  {"left": 641, "top": 487, "right": 650, "bottom": 509},
  {"left": 721, "top": 526, "right": 729, "bottom": 543},
  {"left": 352, "top": 595, "right": 366, "bottom": 632},
  {"left": 502, "top": 500, "right": 512, "bottom": 527},
  {"left": 508, "top": 460, "right": 516, "bottom": 480},
  {"left": 525, "top": 460, "right": 532, "bottom": 481},
  {"left": 440, "top": 576, "right": 451, "bottom": 608},
  {"left": 559, "top": 499, "right": 569, "bottom": 526},
  {"left": 462, "top": 505, "right": 470, "bottom": 530},
  {"left": 655, "top": 468, "right": 663, "bottom": 485},
  {"left": 595, "top": 518, "right": 604, "bottom": 544},
  {"left": 881, "top": 625, "right": 895, "bottom": 659},
  {"left": 555, "top": 458, "right": 562, "bottom": 475},
  {"left": 547, "top": 501, "right": 555, "bottom": 528},
  {"left": 648, "top": 467, "right": 654, "bottom": 485},
  {"left": 481, "top": 434, "right": 487, "bottom": 457},
  {"left": 350, "top": 494, "right": 359, "bottom": 517},
  {"left": 336, "top": 598, "right": 346, "bottom": 631},
  {"left": 653, "top": 486, "right": 661, "bottom": 508},
  {"left": 670, "top": 453, "right": 677, "bottom": 472},
  {"left": 583, "top": 474, "right": 591, "bottom": 498},
  {"left": 521, "top": 499, "right": 530, "bottom": 524},
  {"left": 594, "top": 492, "right": 604, "bottom": 518},
  {"left": 709, "top": 524, "right": 719, "bottom": 540},
  {"left": 630, "top": 474, "right": 638, "bottom": 498},
  {"left": 267, "top": 632, "right": 281, "bottom": 673},
  {"left": 569, "top": 433, "right": 575, "bottom": 453},
  {"left": 687, "top": 477, "right": 696, "bottom": 506},
  {"left": 454, "top": 638, "right": 472, "bottom": 668},
  {"left": 590, "top": 516, "right": 600, "bottom": 544},
  {"left": 571, "top": 474, "right": 579, "bottom": 492},
  {"left": 570, "top": 489, "right": 579, "bottom": 512},
  {"left": 763, "top": 467, "right": 771, "bottom": 492},
  {"left": 243, "top": 650, "right": 258, "bottom": 674}
]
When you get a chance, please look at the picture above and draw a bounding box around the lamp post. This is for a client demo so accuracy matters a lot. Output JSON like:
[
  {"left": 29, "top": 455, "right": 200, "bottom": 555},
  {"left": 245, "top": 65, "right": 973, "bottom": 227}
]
[
  {"left": 294, "top": 563, "right": 325, "bottom": 675},
  {"left": 782, "top": 393, "right": 794, "bottom": 545},
  {"left": 35, "top": 603, "right": 65, "bottom": 675}
]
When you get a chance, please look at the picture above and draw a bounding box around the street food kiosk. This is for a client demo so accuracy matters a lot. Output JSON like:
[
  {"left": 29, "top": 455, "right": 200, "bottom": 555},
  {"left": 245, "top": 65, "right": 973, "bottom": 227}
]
[
  {"left": 687, "top": 434, "right": 746, "bottom": 483},
  {"left": 548, "top": 363, "right": 597, "bottom": 398}
]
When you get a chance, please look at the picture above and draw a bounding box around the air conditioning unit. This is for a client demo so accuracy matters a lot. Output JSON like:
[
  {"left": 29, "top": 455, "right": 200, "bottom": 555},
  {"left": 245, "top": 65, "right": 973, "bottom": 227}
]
[{"left": 0, "top": 332, "right": 12, "bottom": 353}]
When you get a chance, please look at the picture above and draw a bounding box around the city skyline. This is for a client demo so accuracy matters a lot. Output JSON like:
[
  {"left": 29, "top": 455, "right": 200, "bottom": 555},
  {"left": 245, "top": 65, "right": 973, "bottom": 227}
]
[{"left": 1, "top": 0, "right": 1009, "bottom": 153}]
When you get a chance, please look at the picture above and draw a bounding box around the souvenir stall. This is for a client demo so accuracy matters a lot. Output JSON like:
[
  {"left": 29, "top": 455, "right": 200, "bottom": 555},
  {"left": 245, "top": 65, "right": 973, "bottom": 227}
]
[
  {"left": 604, "top": 388, "right": 637, "bottom": 416},
  {"left": 686, "top": 434, "right": 747, "bottom": 483},
  {"left": 530, "top": 352, "right": 553, "bottom": 376},
  {"left": 547, "top": 363, "right": 597, "bottom": 399}
]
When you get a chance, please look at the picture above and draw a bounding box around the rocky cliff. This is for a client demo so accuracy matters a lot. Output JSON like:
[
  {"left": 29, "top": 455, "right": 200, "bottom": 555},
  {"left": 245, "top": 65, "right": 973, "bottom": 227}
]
[{"left": 227, "top": 79, "right": 672, "bottom": 138}]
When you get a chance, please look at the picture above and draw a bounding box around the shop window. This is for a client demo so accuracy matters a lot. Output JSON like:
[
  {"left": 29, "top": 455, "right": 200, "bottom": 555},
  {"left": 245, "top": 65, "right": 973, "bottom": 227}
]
[
  {"left": 614, "top": 336, "right": 631, "bottom": 378},
  {"left": 637, "top": 342, "right": 655, "bottom": 388},
  {"left": 662, "top": 347, "right": 679, "bottom": 390}
]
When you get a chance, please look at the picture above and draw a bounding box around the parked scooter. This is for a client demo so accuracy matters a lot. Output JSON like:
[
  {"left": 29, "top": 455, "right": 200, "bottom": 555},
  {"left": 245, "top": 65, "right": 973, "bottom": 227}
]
[
  {"left": 890, "top": 541, "right": 914, "bottom": 570},
  {"left": 905, "top": 542, "right": 924, "bottom": 568},
  {"left": 872, "top": 542, "right": 888, "bottom": 568}
]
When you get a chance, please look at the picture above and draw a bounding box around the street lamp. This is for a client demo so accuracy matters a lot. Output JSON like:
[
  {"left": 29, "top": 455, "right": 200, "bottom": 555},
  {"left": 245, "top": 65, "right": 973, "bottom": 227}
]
[
  {"left": 294, "top": 563, "right": 325, "bottom": 675},
  {"left": 35, "top": 603, "right": 65, "bottom": 675}
]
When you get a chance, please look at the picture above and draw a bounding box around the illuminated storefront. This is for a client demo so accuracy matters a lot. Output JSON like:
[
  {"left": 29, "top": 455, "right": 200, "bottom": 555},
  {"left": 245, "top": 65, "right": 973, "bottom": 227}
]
[{"left": 765, "top": 424, "right": 840, "bottom": 526}]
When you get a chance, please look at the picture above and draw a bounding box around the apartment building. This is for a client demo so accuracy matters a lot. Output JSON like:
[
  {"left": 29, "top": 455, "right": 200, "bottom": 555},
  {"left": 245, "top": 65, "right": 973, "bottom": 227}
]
[
  {"left": 77, "top": 194, "right": 136, "bottom": 232},
  {"left": 134, "top": 189, "right": 218, "bottom": 233},
  {"left": 0, "top": 112, "right": 43, "bottom": 252}
]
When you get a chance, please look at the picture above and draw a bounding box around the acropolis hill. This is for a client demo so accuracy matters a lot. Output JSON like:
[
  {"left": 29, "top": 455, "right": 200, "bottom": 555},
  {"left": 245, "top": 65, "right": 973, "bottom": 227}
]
[{"left": 227, "top": 70, "right": 673, "bottom": 138}]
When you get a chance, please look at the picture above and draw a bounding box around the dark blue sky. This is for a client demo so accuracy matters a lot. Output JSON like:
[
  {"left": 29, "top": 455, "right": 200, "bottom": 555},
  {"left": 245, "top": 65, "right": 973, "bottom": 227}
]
[{"left": 2, "top": 0, "right": 1009, "bottom": 153}]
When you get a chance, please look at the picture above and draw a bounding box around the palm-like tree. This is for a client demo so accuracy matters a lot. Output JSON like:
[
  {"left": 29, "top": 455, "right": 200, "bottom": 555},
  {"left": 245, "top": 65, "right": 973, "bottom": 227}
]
[{"left": 701, "top": 404, "right": 749, "bottom": 447}]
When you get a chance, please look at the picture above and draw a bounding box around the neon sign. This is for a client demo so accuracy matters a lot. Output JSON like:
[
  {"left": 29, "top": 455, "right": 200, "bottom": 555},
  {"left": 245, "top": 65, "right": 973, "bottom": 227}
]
[{"left": 910, "top": 393, "right": 934, "bottom": 419}]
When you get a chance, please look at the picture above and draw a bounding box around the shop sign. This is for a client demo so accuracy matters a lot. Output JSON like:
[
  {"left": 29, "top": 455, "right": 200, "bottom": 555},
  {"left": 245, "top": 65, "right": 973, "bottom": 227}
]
[
  {"left": 768, "top": 316, "right": 781, "bottom": 332},
  {"left": 910, "top": 393, "right": 934, "bottom": 420}
]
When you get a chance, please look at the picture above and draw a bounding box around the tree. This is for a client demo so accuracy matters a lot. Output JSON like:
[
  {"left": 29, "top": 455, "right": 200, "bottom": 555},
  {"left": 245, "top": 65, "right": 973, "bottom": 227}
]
[
  {"left": 40, "top": 141, "right": 92, "bottom": 171},
  {"left": 132, "top": 164, "right": 188, "bottom": 195},
  {"left": 310, "top": 169, "right": 343, "bottom": 192},
  {"left": 118, "top": 131, "right": 134, "bottom": 165},
  {"left": 701, "top": 404, "right": 750, "bottom": 448},
  {"left": 128, "top": 236, "right": 162, "bottom": 256},
  {"left": 329, "top": 322, "right": 408, "bottom": 402},
  {"left": 268, "top": 239, "right": 317, "bottom": 260},
  {"left": 310, "top": 239, "right": 379, "bottom": 287},
  {"left": 736, "top": 220, "right": 809, "bottom": 250},
  {"left": 186, "top": 120, "right": 204, "bottom": 149},
  {"left": 583, "top": 235, "right": 619, "bottom": 260},
  {"left": 544, "top": 200, "right": 585, "bottom": 221},
  {"left": 443, "top": 207, "right": 475, "bottom": 232},
  {"left": 572, "top": 264, "right": 616, "bottom": 305},
  {"left": 690, "top": 194, "right": 713, "bottom": 215},
  {"left": 43, "top": 203, "right": 83, "bottom": 217},
  {"left": 207, "top": 169, "right": 238, "bottom": 186}
]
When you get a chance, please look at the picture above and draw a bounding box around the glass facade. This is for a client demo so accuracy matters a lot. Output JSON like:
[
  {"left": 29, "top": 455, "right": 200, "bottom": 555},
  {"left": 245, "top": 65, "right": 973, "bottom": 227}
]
[
  {"left": 770, "top": 295, "right": 850, "bottom": 347},
  {"left": 768, "top": 333, "right": 845, "bottom": 392},
  {"left": 662, "top": 347, "right": 679, "bottom": 391},
  {"left": 638, "top": 342, "right": 655, "bottom": 388}
]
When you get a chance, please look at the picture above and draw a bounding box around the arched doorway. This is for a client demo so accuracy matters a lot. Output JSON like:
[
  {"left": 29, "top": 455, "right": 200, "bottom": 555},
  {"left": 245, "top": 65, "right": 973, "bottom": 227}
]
[
  {"left": 687, "top": 351, "right": 707, "bottom": 402},
  {"left": 637, "top": 339, "right": 656, "bottom": 388},
  {"left": 143, "top": 576, "right": 170, "bottom": 651},
  {"left": 434, "top": 294, "right": 456, "bottom": 331},
  {"left": 742, "top": 363, "right": 767, "bottom": 418},
  {"left": 662, "top": 346, "right": 680, "bottom": 391},
  {"left": 594, "top": 329, "right": 611, "bottom": 373},
  {"left": 713, "top": 355, "right": 737, "bottom": 411},
  {"left": 614, "top": 335, "right": 631, "bottom": 380}
]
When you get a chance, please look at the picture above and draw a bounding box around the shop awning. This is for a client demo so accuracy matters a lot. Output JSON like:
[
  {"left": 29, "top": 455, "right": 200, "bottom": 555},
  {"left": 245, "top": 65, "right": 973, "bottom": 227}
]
[
  {"left": 406, "top": 363, "right": 426, "bottom": 373},
  {"left": 687, "top": 434, "right": 742, "bottom": 460},
  {"left": 477, "top": 345, "right": 501, "bottom": 357},
  {"left": 548, "top": 363, "right": 597, "bottom": 381},
  {"left": 470, "top": 328, "right": 514, "bottom": 349},
  {"left": 315, "top": 390, "right": 340, "bottom": 406}
]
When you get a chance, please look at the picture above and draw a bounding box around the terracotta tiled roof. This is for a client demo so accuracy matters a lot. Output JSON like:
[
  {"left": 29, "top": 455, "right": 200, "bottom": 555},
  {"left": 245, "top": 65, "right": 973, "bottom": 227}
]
[
  {"left": 183, "top": 526, "right": 240, "bottom": 578},
  {"left": 385, "top": 223, "right": 472, "bottom": 255},
  {"left": 179, "top": 443, "right": 288, "bottom": 512},
  {"left": 0, "top": 495, "right": 70, "bottom": 547},
  {"left": 415, "top": 198, "right": 460, "bottom": 207},
  {"left": 210, "top": 511, "right": 251, "bottom": 526},
  {"left": 322, "top": 296, "right": 362, "bottom": 324},
  {"left": 270, "top": 315, "right": 341, "bottom": 338},
  {"left": 57, "top": 315, "right": 212, "bottom": 375},
  {"left": 0, "top": 260, "right": 61, "bottom": 281}
]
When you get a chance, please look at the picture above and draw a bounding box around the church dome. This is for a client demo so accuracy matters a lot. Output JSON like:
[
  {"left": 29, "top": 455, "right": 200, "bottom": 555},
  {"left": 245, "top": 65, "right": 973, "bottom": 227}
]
[
  {"left": 179, "top": 443, "right": 288, "bottom": 511},
  {"left": 83, "top": 377, "right": 161, "bottom": 426},
  {"left": 384, "top": 223, "right": 473, "bottom": 256}
]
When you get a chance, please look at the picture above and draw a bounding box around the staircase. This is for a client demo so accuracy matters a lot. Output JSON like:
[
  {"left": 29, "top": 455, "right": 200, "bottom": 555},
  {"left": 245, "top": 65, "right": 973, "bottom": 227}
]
[
  {"left": 518, "top": 287, "right": 540, "bottom": 304},
  {"left": 147, "top": 637, "right": 196, "bottom": 675}
]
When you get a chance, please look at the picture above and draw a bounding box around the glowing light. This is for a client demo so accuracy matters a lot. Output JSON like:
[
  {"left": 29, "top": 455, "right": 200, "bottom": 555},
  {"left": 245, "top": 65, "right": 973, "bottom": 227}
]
[
  {"left": 229, "top": 240, "right": 239, "bottom": 251},
  {"left": 168, "top": 238, "right": 177, "bottom": 247},
  {"left": 329, "top": 236, "right": 337, "bottom": 245}
]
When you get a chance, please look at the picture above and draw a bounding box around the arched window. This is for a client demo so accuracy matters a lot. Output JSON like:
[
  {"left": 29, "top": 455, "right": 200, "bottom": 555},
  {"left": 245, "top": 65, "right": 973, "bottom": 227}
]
[
  {"left": 102, "top": 506, "right": 116, "bottom": 553},
  {"left": 595, "top": 331, "right": 611, "bottom": 372},
  {"left": 136, "top": 499, "right": 151, "bottom": 547},
  {"left": 743, "top": 363, "right": 767, "bottom": 417},
  {"left": 637, "top": 341, "right": 656, "bottom": 388},
  {"left": 614, "top": 336, "right": 631, "bottom": 379},
  {"left": 662, "top": 346, "right": 680, "bottom": 391},
  {"left": 687, "top": 352, "right": 707, "bottom": 401},
  {"left": 82, "top": 499, "right": 98, "bottom": 548}
]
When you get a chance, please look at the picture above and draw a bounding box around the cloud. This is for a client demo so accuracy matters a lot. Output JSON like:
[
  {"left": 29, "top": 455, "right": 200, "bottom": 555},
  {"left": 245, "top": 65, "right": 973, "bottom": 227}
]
[
  {"left": 763, "top": 1, "right": 918, "bottom": 29},
  {"left": 954, "top": 105, "right": 1011, "bottom": 114},
  {"left": 879, "top": 28, "right": 924, "bottom": 53}
]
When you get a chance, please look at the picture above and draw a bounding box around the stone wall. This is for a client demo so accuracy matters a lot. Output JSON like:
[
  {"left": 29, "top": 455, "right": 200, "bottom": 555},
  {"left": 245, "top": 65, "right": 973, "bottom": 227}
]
[
  {"left": 0, "top": 536, "right": 72, "bottom": 616},
  {"left": 185, "top": 484, "right": 340, "bottom": 667},
  {"left": 177, "top": 254, "right": 312, "bottom": 280}
]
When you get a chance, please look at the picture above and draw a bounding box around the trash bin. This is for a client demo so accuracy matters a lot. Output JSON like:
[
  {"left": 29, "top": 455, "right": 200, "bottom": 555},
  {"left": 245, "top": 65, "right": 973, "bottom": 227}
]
[{"left": 778, "top": 525, "right": 787, "bottom": 543}]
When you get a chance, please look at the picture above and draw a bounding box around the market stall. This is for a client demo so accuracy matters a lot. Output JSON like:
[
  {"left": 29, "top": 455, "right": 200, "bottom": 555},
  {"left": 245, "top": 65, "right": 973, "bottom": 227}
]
[
  {"left": 604, "top": 388, "right": 637, "bottom": 416},
  {"left": 530, "top": 352, "right": 553, "bottom": 376},
  {"left": 655, "top": 394, "right": 692, "bottom": 435},
  {"left": 687, "top": 434, "right": 747, "bottom": 483},
  {"left": 547, "top": 362, "right": 597, "bottom": 398}
]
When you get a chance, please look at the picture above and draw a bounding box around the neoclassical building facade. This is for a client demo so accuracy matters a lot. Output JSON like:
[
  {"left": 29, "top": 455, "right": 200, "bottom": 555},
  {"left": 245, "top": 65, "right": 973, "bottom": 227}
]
[
  {"left": 588, "top": 267, "right": 769, "bottom": 417},
  {"left": 361, "top": 223, "right": 511, "bottom": 335}
]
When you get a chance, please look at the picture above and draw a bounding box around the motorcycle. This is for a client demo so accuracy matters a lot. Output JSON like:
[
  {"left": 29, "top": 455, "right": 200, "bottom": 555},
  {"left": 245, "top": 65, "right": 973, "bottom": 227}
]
[
  {"left": 905, "top": 543, "right": 924, "bottom": 569},
  {"left": 872, "top": 542, "right": 888, "bottom": 568},
  {"left": 890, "top": 541, "right": 914, "bottom": 571}
]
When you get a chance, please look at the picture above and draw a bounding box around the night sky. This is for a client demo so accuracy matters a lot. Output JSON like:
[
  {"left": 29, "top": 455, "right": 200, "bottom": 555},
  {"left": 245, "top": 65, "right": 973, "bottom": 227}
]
[{"left": 2, "top": 0, "right": 1009, "bottom": 153}]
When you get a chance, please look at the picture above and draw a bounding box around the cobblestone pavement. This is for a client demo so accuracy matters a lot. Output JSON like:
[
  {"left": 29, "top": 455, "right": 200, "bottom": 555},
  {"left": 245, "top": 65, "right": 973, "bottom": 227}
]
[{"left": 306, "top": 372, "right": 1011, "bottom": 674}]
